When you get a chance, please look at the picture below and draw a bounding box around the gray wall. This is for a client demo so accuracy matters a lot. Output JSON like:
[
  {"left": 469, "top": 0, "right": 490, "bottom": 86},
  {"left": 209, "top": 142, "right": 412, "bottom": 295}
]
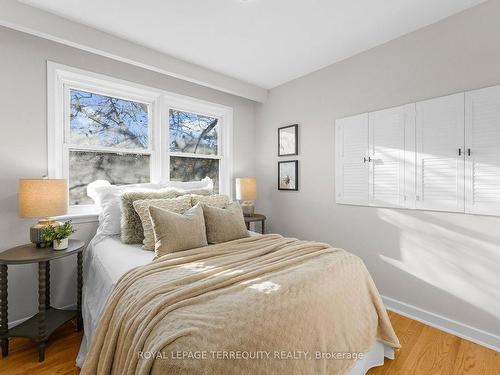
[
  {"left": 0, "top": 26, "right": 256, "bottom": 323},
  {"left": 255, "top": 0, "right": 500, "bottom": 339}
]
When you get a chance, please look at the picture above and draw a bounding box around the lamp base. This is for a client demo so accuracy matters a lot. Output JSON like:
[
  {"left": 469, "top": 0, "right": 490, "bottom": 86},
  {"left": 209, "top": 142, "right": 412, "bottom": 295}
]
[
  {"left": 30, "top": 218, "right": 62, "bottom": 248},
  {"left": 240, "top": 201, "right": 255, "bottom": 217}
]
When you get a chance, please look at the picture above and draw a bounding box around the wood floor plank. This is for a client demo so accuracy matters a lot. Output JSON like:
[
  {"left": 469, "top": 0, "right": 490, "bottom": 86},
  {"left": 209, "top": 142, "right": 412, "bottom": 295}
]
[
  {"left": 369, "top": 318, "right": 426, "bottom": 374},
  {"left": 403, "top": 325, "right": 460, "bottom": 374},
  {"left": 452, "top": 338, "right": 493, "bottom": 375},
  {"left": 0, "top": 313, "right": 498, "bottom": 374}
]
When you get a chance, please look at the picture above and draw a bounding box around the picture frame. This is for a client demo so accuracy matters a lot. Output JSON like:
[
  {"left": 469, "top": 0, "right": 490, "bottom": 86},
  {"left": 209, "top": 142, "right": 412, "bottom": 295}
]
[
  {"left": 278, "top": 124, "right": 298, "bottom": 156},
  {"left": 278, "top": 160, "right": 299, "bottom": 191}
]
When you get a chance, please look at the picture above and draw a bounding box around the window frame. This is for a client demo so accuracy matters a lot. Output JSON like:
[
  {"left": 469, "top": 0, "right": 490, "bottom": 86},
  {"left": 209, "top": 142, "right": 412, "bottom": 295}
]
[{"left": 48, "top": 62, "right": 233, "bottom": 218}]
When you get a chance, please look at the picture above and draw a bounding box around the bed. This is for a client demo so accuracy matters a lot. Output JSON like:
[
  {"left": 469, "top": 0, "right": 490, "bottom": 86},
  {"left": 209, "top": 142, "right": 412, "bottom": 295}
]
[{"left": 76, "top": 232, "right": 398, "bottom": 375}]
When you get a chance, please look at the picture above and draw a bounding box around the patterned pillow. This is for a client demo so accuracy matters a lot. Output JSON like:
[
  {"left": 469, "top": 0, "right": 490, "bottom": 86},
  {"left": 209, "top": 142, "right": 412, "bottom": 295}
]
[
  {"left": 175, "top": 187, "right": 213, "bottom": 196},
  {"left": 121, "top": 189, "right": 181, "bottom": 244},
  {"left": 190, "top": 194, "right": 230, "bottom": 208},
  {"left": 133, "top": 196, "right": 192, "bottom": 251},
  {"left": 121, "top": 186, "right": 213, "bottom": 244},
  {"left": 87, "top": 183, "right": 162, "bottom": 236}
]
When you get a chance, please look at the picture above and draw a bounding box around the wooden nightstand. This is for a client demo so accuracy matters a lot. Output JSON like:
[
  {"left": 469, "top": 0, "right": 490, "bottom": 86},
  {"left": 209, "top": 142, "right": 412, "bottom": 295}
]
[
  {"left": 244, "top": 214, "right": 266, "bottom": 234},
  {"left": 0, "top": 239, "right": 85, "bottom": 362}
]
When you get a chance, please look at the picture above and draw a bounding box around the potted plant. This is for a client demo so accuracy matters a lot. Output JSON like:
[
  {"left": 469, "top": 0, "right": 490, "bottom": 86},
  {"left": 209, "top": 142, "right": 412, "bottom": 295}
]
[{"left": 42, "top": 221, "right": 76, "bottom": 250}]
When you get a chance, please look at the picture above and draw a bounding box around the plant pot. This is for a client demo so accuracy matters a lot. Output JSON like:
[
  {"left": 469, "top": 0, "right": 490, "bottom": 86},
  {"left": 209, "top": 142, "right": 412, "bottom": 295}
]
[{"left": 53, "top": 238, "right": 68, "bottom": 250}]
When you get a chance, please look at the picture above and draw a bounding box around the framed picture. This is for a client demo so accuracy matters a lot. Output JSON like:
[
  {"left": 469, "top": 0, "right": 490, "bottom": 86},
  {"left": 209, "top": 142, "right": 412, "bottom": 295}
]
[
  {"left": 278, "top": 124, "right": 298, "bottom": 156},
  {"left": 278, "top": 160, "right": 298, "bottom": 191}
]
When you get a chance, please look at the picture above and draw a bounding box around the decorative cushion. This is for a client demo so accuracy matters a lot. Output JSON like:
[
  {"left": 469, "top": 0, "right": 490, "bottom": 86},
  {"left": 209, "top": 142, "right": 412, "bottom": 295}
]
[
  {"left": 133, "top": 196, "right": 192, "bottom": 251},
  {"left": 121, "top": 185, "right": 213, "bottom": 244},
  {"left": 121, "top": 189, "right": 181, "bottom": 244},
  {"left": 202, "top": 202, "right": 249, "bottom": 244},
  {"left": 88, "top": 183, "right": 163, "bottom": 236},
  {"left": 149, "top": 203, "right": 208, "bottom": 256},
  {"left": 190, "top": 194, "right": 230, "bottom": 208}
]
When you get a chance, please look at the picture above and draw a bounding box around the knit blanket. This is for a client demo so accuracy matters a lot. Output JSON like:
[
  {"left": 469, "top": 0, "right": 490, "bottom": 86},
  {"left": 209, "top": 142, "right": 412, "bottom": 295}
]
[{"left": 81, "top": 234, "right": 399, "bottom": 375}]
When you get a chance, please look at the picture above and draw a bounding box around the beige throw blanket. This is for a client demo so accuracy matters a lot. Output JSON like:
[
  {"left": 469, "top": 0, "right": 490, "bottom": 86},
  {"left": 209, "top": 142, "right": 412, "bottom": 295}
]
[{"left": 81, "top": 234, "right": 399, "bottom": 375}]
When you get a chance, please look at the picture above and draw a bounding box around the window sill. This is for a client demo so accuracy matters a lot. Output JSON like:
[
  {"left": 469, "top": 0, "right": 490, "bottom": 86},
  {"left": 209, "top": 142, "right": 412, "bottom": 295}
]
[
  {"left": 56, "top": 206, "right": 100, "bottom": 224},
  {"left": 56, "top": 213, "right": 99, "bottom": 224}
]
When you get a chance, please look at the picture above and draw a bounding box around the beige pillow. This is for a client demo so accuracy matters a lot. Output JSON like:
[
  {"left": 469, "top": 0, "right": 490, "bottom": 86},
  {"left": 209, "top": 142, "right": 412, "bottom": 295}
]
[
  {"left": 121, "top": 189, "right": 181, "bottom": 244},
  {"left": 133, "top": 196, "right": 192, "bottom": 251},
  {"left": 190, "top": 194, "right": 230, "bottom": 208},
  {"left": 202, "top": 202, "right": 249, "bottom": 244},
  {"left": 149, "top": 203, "right": 208, "bottom": 256}
]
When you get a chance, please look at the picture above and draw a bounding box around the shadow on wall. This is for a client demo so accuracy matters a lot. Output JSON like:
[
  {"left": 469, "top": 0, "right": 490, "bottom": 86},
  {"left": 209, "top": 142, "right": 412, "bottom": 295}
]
[{"left": 377, "top": 208, "right": 500, "bottom": 321}]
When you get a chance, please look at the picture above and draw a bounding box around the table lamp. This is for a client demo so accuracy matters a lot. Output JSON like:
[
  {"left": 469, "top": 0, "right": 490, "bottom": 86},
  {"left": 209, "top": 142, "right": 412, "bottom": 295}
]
[
  {"left": 18, "top": 179, "right": 68, "bottom": 247},
  {"left": 235, "top": 177, "right": 256, "bottom": 217}
]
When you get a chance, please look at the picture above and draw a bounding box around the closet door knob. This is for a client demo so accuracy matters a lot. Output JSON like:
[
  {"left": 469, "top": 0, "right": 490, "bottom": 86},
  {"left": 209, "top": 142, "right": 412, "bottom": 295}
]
[
  {"left": 363, "top": 157, "right": 367, "bottom": 163},
  {"left": 467, "top": 148, "right": 471, "bottom": 156},
  {"left": 458, "top": 148, "right": 462, "bottom": 156}
]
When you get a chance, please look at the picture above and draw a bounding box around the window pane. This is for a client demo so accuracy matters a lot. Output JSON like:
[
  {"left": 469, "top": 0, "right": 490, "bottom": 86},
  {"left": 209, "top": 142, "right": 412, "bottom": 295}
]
[
  {"left": 170, "top": 156, "right": 219, "bottom": 193},
  {"left": 70, "top": 89, "right": 148, "bottom": 149},
  {"left": 69, "top": 151, "right": 150, "bottom": 205},
  {"left": 169, "top": 109, "right": 218, "bottom": 155}
]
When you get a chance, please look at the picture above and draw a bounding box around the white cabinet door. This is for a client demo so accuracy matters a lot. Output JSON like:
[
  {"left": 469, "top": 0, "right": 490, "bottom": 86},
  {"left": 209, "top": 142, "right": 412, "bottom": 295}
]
[
  {"left": 368, "top": 104, "right": 415, "bottom": 208},
  {"left": 335, "top": 113, "right": 369, "bottom": 205},
  {"left": 465, "top": 85, "right": 500, "bottom": 215},
  {"left": 416, "top": 93, "right": 465, "bottom": 212}
]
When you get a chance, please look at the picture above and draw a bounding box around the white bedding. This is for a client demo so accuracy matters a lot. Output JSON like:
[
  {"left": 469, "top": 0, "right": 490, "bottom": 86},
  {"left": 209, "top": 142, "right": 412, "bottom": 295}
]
[
  {"left": 76, "top": 236, "right": 151, "bottom": 367},
  {"left": 76, "top": 234, "right": 394, "bottom": 373}
]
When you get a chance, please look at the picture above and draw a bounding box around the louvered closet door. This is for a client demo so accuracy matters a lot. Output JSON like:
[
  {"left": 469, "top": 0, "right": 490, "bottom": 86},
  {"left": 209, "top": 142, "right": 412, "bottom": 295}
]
[
  {"left": 416, "top": 93, "right": 465, "bottom": 212},
  {"left": 465, "top": 85, "right": 500, "bottom": 215},
  {"left": 335, "top": 113, "right": 369, "bottom": 205},
  {"left": 368, "top": 105, "right": 412, "bottom": 208}
]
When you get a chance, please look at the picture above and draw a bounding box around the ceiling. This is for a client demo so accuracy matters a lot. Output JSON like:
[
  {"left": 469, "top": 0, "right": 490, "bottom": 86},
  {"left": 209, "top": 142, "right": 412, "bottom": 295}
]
[{"left": 19, "top": 0, "right": 486, "bottom": 89}]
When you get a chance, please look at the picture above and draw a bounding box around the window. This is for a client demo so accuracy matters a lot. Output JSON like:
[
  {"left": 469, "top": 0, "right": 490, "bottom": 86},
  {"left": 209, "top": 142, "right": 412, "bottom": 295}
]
[
  {"left": 169, "top": 109, "right": 220, "bottom": 192},
  {"left": 48, "top": 63, "right": 233, "bottom": 215},
  {"left": 68, "top": 89, "right": 152, "bottom": 205}
]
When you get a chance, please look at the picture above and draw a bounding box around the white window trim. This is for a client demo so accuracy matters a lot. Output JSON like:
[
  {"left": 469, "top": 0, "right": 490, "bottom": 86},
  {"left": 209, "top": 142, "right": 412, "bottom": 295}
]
[{"left": 48, "top": 62, "right": 233, "bottom": 219}]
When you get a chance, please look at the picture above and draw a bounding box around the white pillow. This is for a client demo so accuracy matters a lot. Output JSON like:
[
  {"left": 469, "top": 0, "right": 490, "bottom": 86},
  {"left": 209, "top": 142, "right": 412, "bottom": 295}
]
[
  {"left": 91, "top": 183, "right": 164, "bottom": 235},
  {"left": 86, "top": 180, "right": 111, "bottom": 206},
  {"left": 87, "top": 180, "right": 162, "bottom": 206},
  {"left": 164, "top": 177, "right": 213, "bottom": 191}
]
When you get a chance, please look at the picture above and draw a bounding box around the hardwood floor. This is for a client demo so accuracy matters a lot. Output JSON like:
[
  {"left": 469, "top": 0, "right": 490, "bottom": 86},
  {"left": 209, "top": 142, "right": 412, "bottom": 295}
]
[
  {"left": 368, "top": 312, "right": 500, "bottom": 375},
  {"left": 0, "top": 320, "right": 82, "bottom": 375},
  {"left": 0, "top": 312, "right": 498, "bottom": 374}
]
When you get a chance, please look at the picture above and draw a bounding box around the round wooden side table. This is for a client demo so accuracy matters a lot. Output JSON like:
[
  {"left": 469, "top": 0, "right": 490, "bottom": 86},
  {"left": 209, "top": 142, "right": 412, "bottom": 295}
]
[
  {"left": 244, "top": 214, "right": 266, "bottom": 234},
  {"left": 0, "top": 239, "right": 85, "bottom": 362}
]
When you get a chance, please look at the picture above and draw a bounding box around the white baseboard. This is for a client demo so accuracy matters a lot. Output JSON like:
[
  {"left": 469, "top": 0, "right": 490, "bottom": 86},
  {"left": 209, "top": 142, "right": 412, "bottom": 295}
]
[
  {"left": 8, "top": 303, "right": 77, "bottom": 329},
  {"left": 382, "top": 295, "right": 500, "bottom": 353}
]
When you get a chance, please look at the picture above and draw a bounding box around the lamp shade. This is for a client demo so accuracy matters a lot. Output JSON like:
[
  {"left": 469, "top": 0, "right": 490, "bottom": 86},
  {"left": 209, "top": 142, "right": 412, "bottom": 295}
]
[
  {"left": 18, "top": 179, "right": 68, "bottom": 218},
  {"left": 235, "top": 177, "right": 256, "bottom": 201}
]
